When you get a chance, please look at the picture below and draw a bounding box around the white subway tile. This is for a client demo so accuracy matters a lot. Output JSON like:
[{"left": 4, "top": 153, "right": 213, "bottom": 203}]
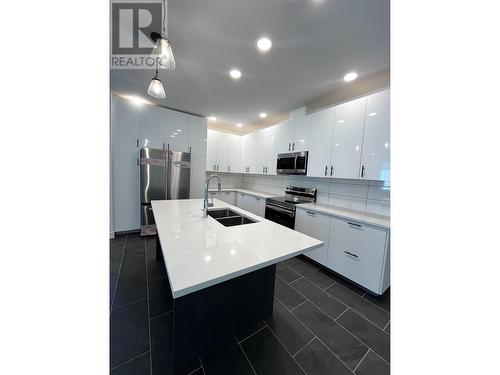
[
  {"left": 329, "top": 182, "right": 368, "bottom": 198},
  {"left": 365, "top": 199, "right": 390, "bottom": 216},
  {"left": 328, "top": 194, "right": 367, "bottom": 211},
  {"left": 367, "top": 185, "right": 390, "bottom": 201}
]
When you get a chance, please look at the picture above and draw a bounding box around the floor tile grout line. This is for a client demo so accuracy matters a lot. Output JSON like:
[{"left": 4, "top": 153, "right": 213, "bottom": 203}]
[
  {"left": 353, "top": 348, "right": 371, "bottom": 373},
  {"left": 111, "top": 297, "right": 148, "bottom": 311},
  {"left": 186, "top": 364, "right": 202, "bottom": 375},
  {"left": 275, "top": 294, "right": 362, "bottom": 374},
  {"left": 283, "top": 275, "right": 349, "bottom": 322},
  {"left": 110, "top": 235, "right": 128, "bottom": 313},
  {"left": 110, "top": 350, "right": 150, "bottom": 371},
  {"left": 149, "top": 309, "right": 173, "bottom": 321},
  {"left": 289, "top": 299, "right": 308, "bottom": 312},
  {"left": 262, "top": 321, "right": 308, "bottom": 375},
  {"left": 334, "top": 307, "right": 349, "bottom": 321},
  {"left": 238, "top": 323, "right": 267, "bottom": 344},
  {"left": 292, "top": 336, "right": 316, "bottom": 358},
  {"left": 322, "top": 284, "right": 390, "bottom": 329},
  {"left": 198, "top": 357, "right": 206, "bottom": 375},
  {"left": 235, "top": 336, "right": 258, "bottom": 375},
  {"left": 144, "top": 237, "right": 153, "bottom": 375},
  {"left": 327, "top": 278, "right": 391, "bottom": 315},
  {"left": 383, "top": 320, "right": 390, "bottom": 331}
]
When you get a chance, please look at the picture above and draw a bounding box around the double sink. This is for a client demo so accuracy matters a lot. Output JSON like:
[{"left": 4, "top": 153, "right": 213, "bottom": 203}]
[{"left": 207, "top": 208, "right": 258, "bottom": 227}]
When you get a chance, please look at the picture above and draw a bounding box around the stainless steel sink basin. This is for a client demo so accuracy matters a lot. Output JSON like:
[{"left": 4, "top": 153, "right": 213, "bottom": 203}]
[
  {"left": 216, "top": 216, "right": 257, "bottom": 227},
  {"left": 207, "top": 208, "right": 258, "bottom": 227},
  {"left": 207, "top": 208, "right": 241, "bottom": 219}
]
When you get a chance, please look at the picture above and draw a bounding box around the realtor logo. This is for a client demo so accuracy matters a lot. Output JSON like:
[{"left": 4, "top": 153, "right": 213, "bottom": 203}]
[{"left": 111, "top": 1, "right": 162, "bottom": 68}]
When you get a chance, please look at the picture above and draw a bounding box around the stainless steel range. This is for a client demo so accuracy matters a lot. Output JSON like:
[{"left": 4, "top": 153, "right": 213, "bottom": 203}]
[{"left": 265, "top": 186, "right": 317, "bottom": 229}]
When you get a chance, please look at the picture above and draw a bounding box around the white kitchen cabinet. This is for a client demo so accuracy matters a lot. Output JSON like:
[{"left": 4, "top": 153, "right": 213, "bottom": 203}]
[
  {"left": 240, "top": 132, "right": 260, "bottom": 174},
  {"left": 235, "top": 192, "right": 265, "bottom": 216},
  {"left": 327, "top": 217, "right": 389, "bottom": 294},
  {"left": 113, "top": 146, "right": 140, "bottom": 231},
  {"left": 330, "top": 97, "right": 367, "bottom": 179},
  {"left": 291, "top": 115, "right": 311, "bottom": 151},
  {"left": 227, "top": 134, "right": 241, "bottom": 173},
  {"left": 240, "top": 135, "right": 251, "bottom": 173},
  {"left": 188, "top": 116, "right": 207, "bottom": 156},
  {"left": 216, "top": 132, "right": 231, "bottom": 172},
  {"left": 206, "top": 129, "right": 219, "bottom": 172},
  {"left": 166, "top": 109, "right": 189, "bottom": 152},
  {"left": 307, "top": 107, "right": 336, "bottom": 177},
  {"left": 113, "top": 95, "right": 141, "bottom": 149},
  {"left": 219, "top": 191, "right": 236, "bottom": 205},
  {"left": 140, "top": 105, "right": 167, "bottom": 149},
  {"left": 360, "top": 90, "right": 390, "bottom": 181},
  {"left": 272, "top": 121, "right": 293, "bottom": 154},
  {"left": 236, "top": 192, "right": 251, "bottom": 210},
  {"left": 295, "top": 208, "right": 330, "bottom": 264}
]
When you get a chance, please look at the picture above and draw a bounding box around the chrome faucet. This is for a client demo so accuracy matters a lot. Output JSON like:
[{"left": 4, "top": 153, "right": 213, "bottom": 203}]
[{"left": 203, "top": 174, "right": 222, "bottom": 217}]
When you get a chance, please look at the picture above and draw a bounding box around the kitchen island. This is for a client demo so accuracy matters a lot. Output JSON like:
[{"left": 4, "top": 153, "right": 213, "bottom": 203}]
[{"left": 151, "top": 198, "right": 323, "bottom": 374}]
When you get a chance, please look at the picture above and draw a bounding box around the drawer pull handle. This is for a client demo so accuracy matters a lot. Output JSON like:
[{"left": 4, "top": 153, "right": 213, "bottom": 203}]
[
  {"left": 347, "top": 222, "right": 362, "bottom": 229},
  {"left": 306, "top": 211, "right": 316, "bottom": 216},
  {"left": 344, "top": 250, "right": 358, "bottom": 258}
]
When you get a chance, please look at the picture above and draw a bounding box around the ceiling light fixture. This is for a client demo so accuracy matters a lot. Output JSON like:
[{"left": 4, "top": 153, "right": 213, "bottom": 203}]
[
  {"left": 229, "top": 69, "right": 242, "bottom": 80},
  {"left": 344, "top": 72, "right": 358, "bottom": 82},
  {"left": 151, "top": 0, "right": 176, "bottom": 70},
  {"left": 368, "top": 112, "right": 378, "bottom": 116},
  {"left": 257, "top": 37, "right": 272, "bottom": 52},
  {"left": 207, "top": 116, "right": 216, "bottom": 121},
  {"left": 236, "top": 123, "right": 243, "bottom": 128},
  {"left": 147, "top": 60, "right": 166, "bottom": 99},
  {"left": 259, "top": 112, "right": 267, "bottom": 118}
]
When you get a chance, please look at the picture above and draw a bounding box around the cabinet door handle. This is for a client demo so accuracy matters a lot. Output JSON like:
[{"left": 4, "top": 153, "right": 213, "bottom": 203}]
[
  {"left": 330, "top": 165, "right": 333, "bottom": 176},
  {"left": 136, "top": 158, "right": 139, "bottom": 166},
  {"left": 217, "top": 165, "right": 219, "bottom": 171},
  {"left": 361, "top": 165, "right": 365, "bottom": 178},
  {"left": 292, "top": 142, "right": 295, "bottom": 150},
  {"left": 306, "top": 211, "right": 316, "bottom": 216},
  {"left": 324, "top": 165, "right": 327, "bottom": 176},
  {"left": 241, "top": 193, "right": 245, "bottom": 196},
  {"left": 263, "top": 166, "right": 264, "bottom": 173},
  {"left": 288, "top": 143, "right": 291, "bottom": 151},
  {"left": 136, "top": 139, "right": 139, "bottom": 147},
  {"left": 163, "top": 142, "right": 165, "bottom": 150},
  {"left": 347, "top": 222, "right": 362, "bottom": 229},
  {"left": 344, "top": 250, "right": 358, "bottom": 258},
  {"left": 213, "top": 164, "right": 216, "bottom": 170}
]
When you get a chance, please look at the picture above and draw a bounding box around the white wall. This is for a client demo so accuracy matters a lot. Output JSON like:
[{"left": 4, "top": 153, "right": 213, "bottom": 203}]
[{"left": 206, "top": 172, "right": 390, "bottom": 217}]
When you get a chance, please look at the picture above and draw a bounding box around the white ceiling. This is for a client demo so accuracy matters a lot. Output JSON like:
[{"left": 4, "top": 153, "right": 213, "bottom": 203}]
[{"left": 111, "top": 0, "right": 390, "bottom": 133}]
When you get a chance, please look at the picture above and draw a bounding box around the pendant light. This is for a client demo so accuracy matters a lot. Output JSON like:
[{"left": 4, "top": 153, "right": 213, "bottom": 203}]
[
  {"left": 147, "top": 60, "right": 166, "bottom": 98},
  {"left": 151, "top": 0, "right": 176, "bottom": 70}
]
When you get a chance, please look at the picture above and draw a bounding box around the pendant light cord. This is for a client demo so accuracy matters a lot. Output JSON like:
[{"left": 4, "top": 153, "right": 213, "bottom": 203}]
[{"left": 162, "top": 0, "right": 167, "bottom": 35}]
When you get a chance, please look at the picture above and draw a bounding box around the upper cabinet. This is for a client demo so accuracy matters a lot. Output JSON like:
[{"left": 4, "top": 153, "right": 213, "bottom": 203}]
[
  {"left": 272, "top": 121, "right": 293, "bottom": 154},
  {"left": 189, "top": 116, "right": 207, "bottom": 156},
  {"left": 166, "top": 110, "right": 189, "bottom": 152},
  {"left": 360, "top": 90, "right": 390, "bottom": 182},
  {"left": 140, "top": 106, "right": 167, "bottom": 149},
  {"left": 330, "top": 97, "right": 367, "bottom": 179},
  {"left": 291, "top": 115, "right": 311, "bottom": 152},
  {"left": 206, "top": 129, "right": 241, "bottom": 173},
  {"left": 113, "top": 96, "right": 141, "bottom": 149},
  {"left": 307, "top": 107, "right": 336, "bottom": 177}
]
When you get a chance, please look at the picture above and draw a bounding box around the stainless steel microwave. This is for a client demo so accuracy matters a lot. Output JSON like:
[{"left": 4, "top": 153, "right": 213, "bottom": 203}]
[{"left": 276, "top": 151, "right": 308, "bottom": 175}]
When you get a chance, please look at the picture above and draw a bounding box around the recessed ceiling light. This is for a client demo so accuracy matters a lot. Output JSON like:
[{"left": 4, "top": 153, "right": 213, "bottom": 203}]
[
  {"left": 257, "top": 37, "right": 272, "bottom": 52},
  {"left": 337, "top": 119, "right": 345, "bottom": 123},
  {"left": 170, "top": 135, "right": 175, "bottom": 138},
  {"left": 207, "top": 116, "right": 217, "bottom": 121},
  {"left": 176, "top": 129, "right": 182, "bottom": 132},
  {"left": 173, "top": 132, "right": 178, "bottom": 135},
  {"left": 344, "top": 72, "right": 358, "bottom": 82},
  {"left": 259, "top": 112, "right": 267, "bottom": 118},
  {"left": 368, "top": 112, "right": 378, "bottom": 117},
  {"left": 229, "top": 69, "right": 242, "bottom": 80},
  {"left": 236, "top": 123, "right": 243, "bottom": 127}
]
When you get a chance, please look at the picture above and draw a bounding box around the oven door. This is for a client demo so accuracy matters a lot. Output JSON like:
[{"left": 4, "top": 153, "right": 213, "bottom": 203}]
[{"left": 265, "top": 204, "right": 295, "bottom": 229}]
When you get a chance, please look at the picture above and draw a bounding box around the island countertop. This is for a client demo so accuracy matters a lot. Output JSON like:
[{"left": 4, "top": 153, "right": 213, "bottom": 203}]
[{"left": 151, "top": 198, "right": 323, "bottom": 298}]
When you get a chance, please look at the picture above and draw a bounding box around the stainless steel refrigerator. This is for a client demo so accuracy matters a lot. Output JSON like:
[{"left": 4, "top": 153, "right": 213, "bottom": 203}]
[{"left": 140, "top": 147, "right": 191, "bottom": 235}]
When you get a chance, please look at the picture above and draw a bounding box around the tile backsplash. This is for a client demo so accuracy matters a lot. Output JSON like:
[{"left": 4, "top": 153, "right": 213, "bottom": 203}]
[{"left": 206, "top": 172, "right": 390, "bottom": 217}]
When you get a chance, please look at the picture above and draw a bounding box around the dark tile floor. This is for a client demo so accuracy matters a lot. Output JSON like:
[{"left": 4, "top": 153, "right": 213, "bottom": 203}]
[{"left": 110, "top": 234, "right": 390, "bottom": 375}]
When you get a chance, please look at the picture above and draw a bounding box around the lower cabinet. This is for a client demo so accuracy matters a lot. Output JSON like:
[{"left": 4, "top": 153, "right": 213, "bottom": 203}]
[
  {"left": 236, "top": 192, "right": 265, "bottom": 217},
  {"left": 294, "top": 208, "right": 390, "bottom": 295},
  {"left": 219, "top": 191, "right": 236, "bottom": 205},
  {"left": 295, "top": 209, "right": 330, "bottom": 264}
]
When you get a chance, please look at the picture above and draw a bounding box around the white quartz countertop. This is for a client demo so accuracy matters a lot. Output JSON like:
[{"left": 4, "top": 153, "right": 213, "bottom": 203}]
[
  {"left": 151, "top": 199, "right": 323, "bottom": 298},
  {"left": 207, "top": 188, "right": 275, "bottom": 198},
  {"left": 296, "top": 203, "right": 390, "bottom": 229}
]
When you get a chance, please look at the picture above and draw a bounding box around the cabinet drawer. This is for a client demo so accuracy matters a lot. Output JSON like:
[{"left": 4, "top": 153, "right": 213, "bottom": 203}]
[
  {"left": 331, "top": 217, "right": 387, "bottom": 261},
  {"left": 327, "top": 244, "right": 383, "bottom": 294},
  {"left": 295, "top": 209, "right": 330, "bottom": 265}
]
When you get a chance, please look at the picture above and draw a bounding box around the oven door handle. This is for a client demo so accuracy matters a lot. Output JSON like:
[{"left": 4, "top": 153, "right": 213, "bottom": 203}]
[
  {"left": 294, "top": 154, "right": 298, "bottom": 171},
  {"left": 266, "top": 204, "right": 295, "bottom": 217}
]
